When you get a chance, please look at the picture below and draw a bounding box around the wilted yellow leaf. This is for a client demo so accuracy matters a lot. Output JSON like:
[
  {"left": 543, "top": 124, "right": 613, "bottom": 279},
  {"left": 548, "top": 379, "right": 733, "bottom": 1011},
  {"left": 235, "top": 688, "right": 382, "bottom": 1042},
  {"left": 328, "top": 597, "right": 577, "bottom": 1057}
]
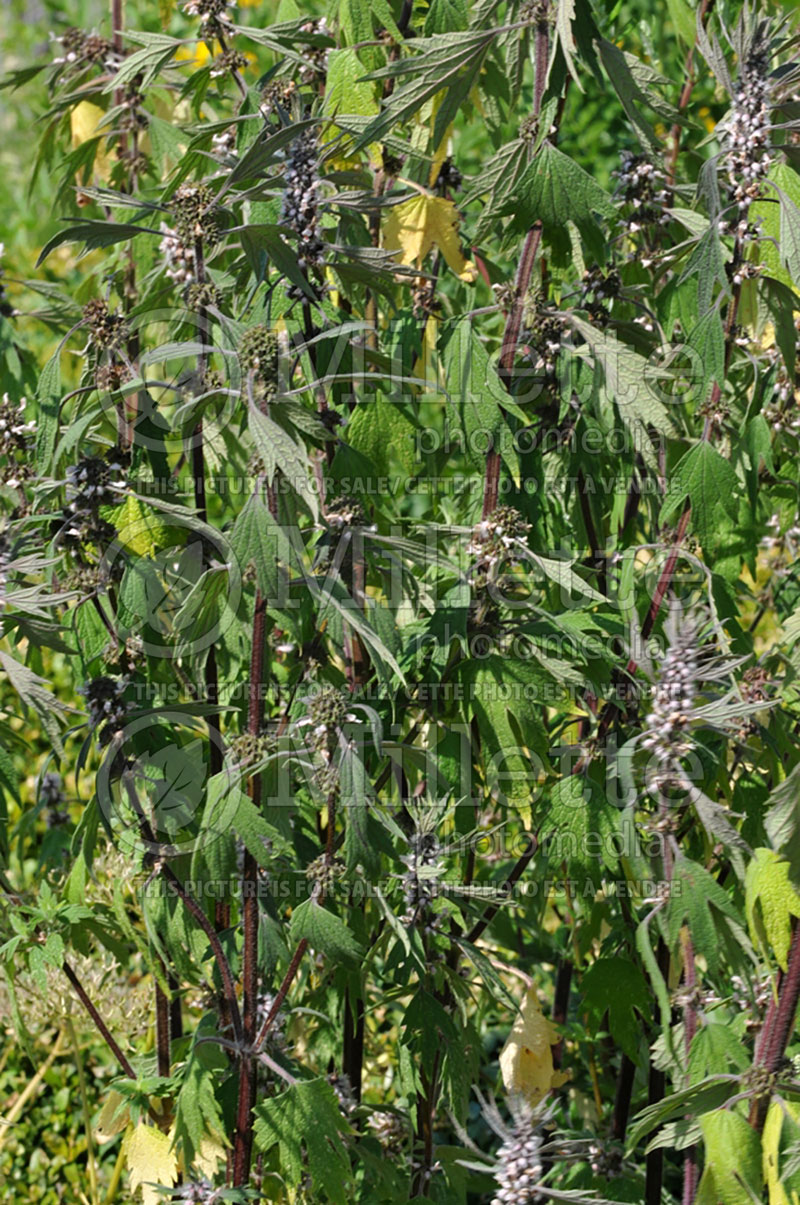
[
  {"left": 499, "top": 988, "right": 569, "bottom": 1106},
  {"left": 383, "top": 194, "right": 476, "bottom": 282},
  {"left": 122, "top": 1122, "right": 179, "bottom": 1205},
  {"left": 94, "top": 1090, "right": 130, "bottom": 1142}
]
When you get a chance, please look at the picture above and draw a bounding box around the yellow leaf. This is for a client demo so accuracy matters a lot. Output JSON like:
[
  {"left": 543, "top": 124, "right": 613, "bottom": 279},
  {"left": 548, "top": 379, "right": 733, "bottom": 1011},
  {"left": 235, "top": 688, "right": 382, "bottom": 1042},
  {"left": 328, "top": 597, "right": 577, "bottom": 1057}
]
[
  {"left": 94, "top": 1090, "right": 130, "bottom": 1142},
  {"left": 499, "top": 988, "right": 569, "bottom": 1106},
  {"left": 763, "top": 1097, "right": 800, "bottom": 1205},
  {"left": 192, "top": 1133, "right": 228, "bottom": 1177},
  {"left": 106, "top": 494, "right": 170, "bottom": 558},
  {"left": 122, "top": 1122, "right": 178, "bottom": 1205},
  {"left": 383, "top": 194, "right": 476, "bottom": 282},
  {"left": 71, "top": 101, "right": 113, "bottom": 181}
]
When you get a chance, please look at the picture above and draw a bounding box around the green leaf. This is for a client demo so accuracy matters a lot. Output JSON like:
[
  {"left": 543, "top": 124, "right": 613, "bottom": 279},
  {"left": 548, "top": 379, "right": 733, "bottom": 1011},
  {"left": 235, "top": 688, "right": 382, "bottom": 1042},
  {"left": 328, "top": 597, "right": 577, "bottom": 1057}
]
[
  {"left": 253, "top": 1078, "right": 353, "bottom": 1205},
  {"left": 749, "top": 164, "right": 800, "bottom": 292},
  {"left": 249, "top": 404, "right": 319, "bottom": 520},
  {"left": 173, "top": 1040, "right": 228, "bottom": 1170},
  {"left": 230, "top": 493, "right": 294, "bottom": 601},
  {"left": 700, "top": 1110, "right": 762, "bottom": 1205},
  {"left": 503, "top": 141, "right": 614, "bottom": 232},
  {"left": 289, "top": 898, "right": 363, "bottom": 964},
  {"left": 345, "top": 396, "right": 417, "bottom": 478},
  {"left": 35, "top": 346, "right": 61, "bottom": 473},
  {"left": 581, "top": 957, "right": 650, "bottom": 1059},
  {"left": 661, "top": 442, "right": 739, "bottom": 549},
  {"left": 0, "top": 652, "right": 71, "bottom": 758},
  {"left": 765, "top": 763, "right": 800, "bottom": 889},
  {"left": 627, "top": 1077, "right": 738, "bottom": 1152},
  {"left": 667, "top": 857, "right": 742, "bottom": 975},
  {"left": 537, "top": 775, "right": 620, "bottom": 878},
  {"left": 745, "top": 847, "right": 800, "bottom": 972},
  {"left": 680, "top": 225, "right": 730, "bottom": 314},
  {"left": 36, "top": 220, "right": 155, "bottom": 267},
  {"left": 687, "top": 307, "right": 725, "bottom": 406}
]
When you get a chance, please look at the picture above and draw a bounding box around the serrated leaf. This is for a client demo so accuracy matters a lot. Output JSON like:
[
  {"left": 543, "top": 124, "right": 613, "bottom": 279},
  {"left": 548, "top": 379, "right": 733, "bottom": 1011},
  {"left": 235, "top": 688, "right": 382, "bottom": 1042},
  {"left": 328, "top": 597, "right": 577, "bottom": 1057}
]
[
  {"left": 661, "top": 441, "right": 739, "bottom": 549},
  {"left": 383, "top": 193, "right": 476, "bottom": 281},
  {"left": 503, "top": 141, "right": 614, "bottom": 231},
  {"left": 763, "top": 1096, "right": 800, "bottom": 1205},
  {"left": 581, "top": 957, "right": 649, "bottom": 1060},
  {"left": 688, "top": 307, "right": 725, "bottom": 405},
  {"left": 249, "top": 404, "right": 319, "bottom": 520},
  {"left": 122, "top": 1122, "right": 179, "bottom": 1205},
  {"left": 107, "top": 493, "right": 170, "bottom": 557},
  {"left": 345, "top": 396, "right": 417, "bottom": 477},
  {"left": 35, "top": 346, "right": 61, "bottom": 473},
  {"left": 289, "top": 898, "right": 363, "bottom": 964},
  {"left": 253, "top": 1078, "right": 353, "bottom": 1205},
  {"left": 745, "top": 848, "right": 800, "bottom": 971},
  {"left": 700, "top": 1110, "right": 762, "bottom": 1205},
  {"left": 668, "top": 857, "right": 742, "bottom": 975}
]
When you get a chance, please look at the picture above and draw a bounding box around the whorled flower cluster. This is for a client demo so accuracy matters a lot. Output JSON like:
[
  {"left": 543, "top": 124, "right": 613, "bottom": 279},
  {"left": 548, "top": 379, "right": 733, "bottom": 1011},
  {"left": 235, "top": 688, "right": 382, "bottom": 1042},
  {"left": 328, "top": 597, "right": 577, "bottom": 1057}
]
[
  {"left": 281, "top": 130, "right": 324, "bottom": 268},
  {"left": 83, "top": 299, "right": 129, "bottom": 351},
  {"left": 78, "top": 675, "right": 131, "bottom": 746},
  {"left": 172, "top": 1180, "right": 225, "bottom": 1204},
  {"left": 613, "top": 152, "right": 669, "bottom": 232},
  {"left": 520, "top": 304, "right": 563, "bottom": 385},
  {"left": 159, "top": 185, "right": 219, "bottom": 288},
  {"left": 467, "top": 506, "right": 532, "bottom": 575},
  {"left": 730, "top": 971, "right": 772, "bottom": 1028},
  {"left": 298, "top": 18, "right": 332, "bottom": 84},
  {"left": 579, "top": 264, "right": 622, "bottom": 326},
  {"left": 181, "top": 0, "right": 235, "bottom": 28},
  {"left": 159, "top": 223, "right": 194, "bottom": 286},
  {"left": 40, "top": 771, "right": 69, "bottom": 827},
  {"left": 53, "top": 449, "right": 127, "bottom": 565},
  {"left": 400, "top": 829, "right": 444, "bottom": 926},
  {"left": 724, "top": 28, "right": 773, "bottom": 210},
  {"left": 240, "top": 324, "right": 280, "bottom": 398},
  {"left": 50, "top": 26, "right": 119, "bottom": 74},
  {"left": 491, "top": 1106, "right": 544, "bottom": 1205},
  {"left": 641, "top": 621, "right": 698, "bottom": 770},
  {"left": 367, "top": 1109, "right": 406, "bottom": 1154},
  {"left": 0, "top": 393, "right": 35, "bottom": 487}
]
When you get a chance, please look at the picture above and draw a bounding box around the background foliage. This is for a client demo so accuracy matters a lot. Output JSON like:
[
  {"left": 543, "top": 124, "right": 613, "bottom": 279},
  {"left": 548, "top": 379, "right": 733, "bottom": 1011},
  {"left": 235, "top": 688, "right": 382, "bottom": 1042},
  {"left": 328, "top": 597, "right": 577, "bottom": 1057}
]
[{"left": 2, "top": 0, "right": 800, "bottom": 1203}]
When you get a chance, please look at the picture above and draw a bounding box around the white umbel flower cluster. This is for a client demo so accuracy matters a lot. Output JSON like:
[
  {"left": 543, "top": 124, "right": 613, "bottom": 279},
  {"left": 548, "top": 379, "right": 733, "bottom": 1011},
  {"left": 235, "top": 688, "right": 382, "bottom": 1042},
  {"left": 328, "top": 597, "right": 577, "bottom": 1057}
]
[
  {"left": 641, "top": 621, "right": 698, "bottom": 768},
  {"left": 724, "top": 30, "right": 773, "bottom": 209},
  {"left": 491, "top": 1114, "right": 544, "bottom": 1205}
]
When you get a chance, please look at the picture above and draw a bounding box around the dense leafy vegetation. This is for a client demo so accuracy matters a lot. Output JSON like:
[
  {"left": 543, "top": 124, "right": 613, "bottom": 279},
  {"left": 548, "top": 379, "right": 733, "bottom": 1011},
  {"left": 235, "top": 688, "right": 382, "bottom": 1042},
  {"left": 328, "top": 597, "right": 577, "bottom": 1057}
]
[{"left": 2, "top": 0, "right": 800, "bottom": 1201}]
